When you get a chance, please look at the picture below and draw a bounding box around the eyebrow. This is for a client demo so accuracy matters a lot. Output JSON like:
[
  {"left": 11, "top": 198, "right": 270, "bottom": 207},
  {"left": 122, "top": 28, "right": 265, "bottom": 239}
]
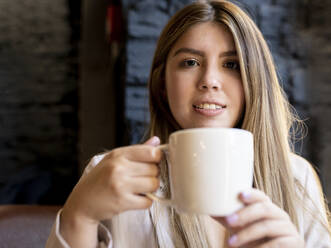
[{"left": 172, "top": 47, "right": 237, "bottom": 58}]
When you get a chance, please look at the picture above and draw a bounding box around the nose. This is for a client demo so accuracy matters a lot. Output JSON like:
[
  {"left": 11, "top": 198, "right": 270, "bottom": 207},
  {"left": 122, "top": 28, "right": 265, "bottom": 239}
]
[{"left": 197, "top": 66, "right": 222, "bottom": 91}]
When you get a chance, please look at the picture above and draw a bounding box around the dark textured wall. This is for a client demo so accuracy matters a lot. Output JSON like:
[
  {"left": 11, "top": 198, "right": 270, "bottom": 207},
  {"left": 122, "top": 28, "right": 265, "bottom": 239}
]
[
  {"left": 304, "top": 0, "right": 331, "bottom": 196},
  {"left": 122, "top": 0, "right": 194, "bottom": 143},
  {"left": 121, "top": 0, "right": 331, "bottom": 199},
  {"left": 1, "top": 0, "right": 330, "bottom": 204},
  {"left": 0, "top": 0, "right": 80, "bottom": 204},
  {"left": 79, "top": 0, "right": 121, "bottom": 172}
]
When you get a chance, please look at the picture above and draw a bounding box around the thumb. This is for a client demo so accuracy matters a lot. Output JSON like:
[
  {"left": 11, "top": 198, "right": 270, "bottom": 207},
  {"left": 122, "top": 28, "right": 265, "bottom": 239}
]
[{"left": 144, "top": 136, "right": 161, "bottom": 146}]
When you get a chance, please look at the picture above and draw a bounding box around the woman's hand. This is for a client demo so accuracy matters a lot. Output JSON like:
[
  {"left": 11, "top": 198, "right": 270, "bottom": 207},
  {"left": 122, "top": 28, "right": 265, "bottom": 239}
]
[
  {"left": 60, "top": 137, "right": 162, "bottom": 247},
  {"left": 213, "top": 189, "right": 305, "bottom": 248}
]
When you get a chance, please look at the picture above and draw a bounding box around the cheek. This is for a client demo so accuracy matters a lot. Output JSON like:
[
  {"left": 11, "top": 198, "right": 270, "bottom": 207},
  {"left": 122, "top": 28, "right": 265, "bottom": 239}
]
[
  {"left": 226, "top": 79, "right": 245, "bottom": 109},
  {"left": 234, "top": 82, "right": 245, "bottom": 112},
  {"left": 166, "top": 72, "right": 188, "bottom": 106},
  {"left": 167, "top": 83, "right": 184, "bottom": 109}
]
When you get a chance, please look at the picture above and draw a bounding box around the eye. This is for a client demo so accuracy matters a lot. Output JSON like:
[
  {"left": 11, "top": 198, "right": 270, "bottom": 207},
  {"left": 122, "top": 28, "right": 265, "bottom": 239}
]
[
  {"left": 224, "top": 61, "right": 240, "bottom": 70},
  {"left": 181, "top": 59, "right": 200, "bottom": 67}
]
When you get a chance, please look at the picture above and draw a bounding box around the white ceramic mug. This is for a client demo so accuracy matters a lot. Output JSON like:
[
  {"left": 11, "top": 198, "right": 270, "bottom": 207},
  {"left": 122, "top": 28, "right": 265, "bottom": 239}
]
[{"left": 147, "top": 128, "right": 254, "bottom": 216}]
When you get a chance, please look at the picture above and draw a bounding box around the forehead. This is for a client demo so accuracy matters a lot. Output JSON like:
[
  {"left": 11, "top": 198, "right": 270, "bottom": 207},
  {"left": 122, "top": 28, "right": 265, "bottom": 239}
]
[{"left": 169, "top": 21, "right": 236, "bottom": 55}]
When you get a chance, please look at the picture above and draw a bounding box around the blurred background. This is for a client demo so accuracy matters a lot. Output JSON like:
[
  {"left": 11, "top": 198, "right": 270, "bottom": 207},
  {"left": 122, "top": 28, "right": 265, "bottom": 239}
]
[{"left": 0, "top": 0, "right": 330, "bottom": 205}]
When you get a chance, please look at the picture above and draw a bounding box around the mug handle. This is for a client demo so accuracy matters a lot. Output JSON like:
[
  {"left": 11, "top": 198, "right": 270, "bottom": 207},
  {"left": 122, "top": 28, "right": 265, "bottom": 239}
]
[{"left": 145, "top": 144, "right": 173, "bottom": 206}]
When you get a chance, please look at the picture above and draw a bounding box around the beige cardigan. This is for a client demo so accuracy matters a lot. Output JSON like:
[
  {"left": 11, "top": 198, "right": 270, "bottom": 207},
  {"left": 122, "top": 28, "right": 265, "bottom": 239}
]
[{"left": 46, "top": 153, "right": 331, "bottom": 248}]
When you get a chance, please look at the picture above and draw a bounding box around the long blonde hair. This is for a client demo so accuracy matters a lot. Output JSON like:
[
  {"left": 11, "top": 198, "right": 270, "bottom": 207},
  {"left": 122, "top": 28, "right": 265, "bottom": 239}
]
[
  {"left": 112, "top": 1, "right": 329, "bottom": 247},
  {"left": 146, "top": 1, "right": 307, "bottom": 247}
]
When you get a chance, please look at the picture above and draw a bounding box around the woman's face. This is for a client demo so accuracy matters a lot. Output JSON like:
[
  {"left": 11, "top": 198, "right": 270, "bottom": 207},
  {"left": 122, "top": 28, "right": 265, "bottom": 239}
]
[{"left": 165, "top": 22, "right": 245, "bottom": 129}]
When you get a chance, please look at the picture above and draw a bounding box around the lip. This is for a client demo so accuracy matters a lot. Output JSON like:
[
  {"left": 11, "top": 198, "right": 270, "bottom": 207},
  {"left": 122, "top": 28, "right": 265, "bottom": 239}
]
[
  {"left": 192, "top": 100, "right": 226, "bottom": 117},
  {"left": 193, "top": 100, "right": 226, "bottom": 108}
]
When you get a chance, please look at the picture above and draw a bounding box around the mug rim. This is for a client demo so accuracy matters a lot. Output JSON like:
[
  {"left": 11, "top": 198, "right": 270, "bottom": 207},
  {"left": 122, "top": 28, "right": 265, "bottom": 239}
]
[{"left": 170, "top": 127, "right": 252, "bottom": 137}]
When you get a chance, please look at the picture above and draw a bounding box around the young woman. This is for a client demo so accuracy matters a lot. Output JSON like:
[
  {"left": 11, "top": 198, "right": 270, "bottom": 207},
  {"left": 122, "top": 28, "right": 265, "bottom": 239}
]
[{"left": 46, "top": 1, "right": 331, "bottom": 247}]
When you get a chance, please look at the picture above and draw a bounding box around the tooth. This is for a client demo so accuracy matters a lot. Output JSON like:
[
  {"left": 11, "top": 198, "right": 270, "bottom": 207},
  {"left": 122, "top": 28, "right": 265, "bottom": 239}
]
[{"left": 195, "top": 103, "right": 224, "bottom": 109}]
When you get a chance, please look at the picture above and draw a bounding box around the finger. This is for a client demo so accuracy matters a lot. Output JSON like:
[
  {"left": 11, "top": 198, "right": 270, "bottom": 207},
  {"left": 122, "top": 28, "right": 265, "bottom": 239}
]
[
  {"left": 126, "top": 162, "right": 159, "bottom": 177},
  {"left": 227, "top": 219, "right": 296, "bottom": 247},
  {"left": 127, "top": 145, "right": 163, "bottom": 162},
  {"left": 128, "top": 177, "right": 160, "bottom": 194},
  {"left": 106, "top": 145, "right": 163, "bottom": 163},
  {"left": 225, "top": 201, "right": 289, "bottom": 228},
  {"left": 126, "top": 194, "right": 154, "bottom": 210},
  {"left": 144, "top": 136, "right": 161, "bottom": 146},
  {"left": 238, "top": 188, "right": 271, "bottom": 205}
]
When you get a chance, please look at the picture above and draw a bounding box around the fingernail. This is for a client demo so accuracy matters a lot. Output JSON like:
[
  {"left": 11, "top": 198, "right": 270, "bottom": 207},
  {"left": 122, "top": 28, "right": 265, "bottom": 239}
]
[
  {"left": 228, "top": 235, "right": 237, "bottom": 246},
  {"left": 149, "top": 136, "right": 160, "bottom": 146},
  {"left": 241, "top": 191, "right": 251, "bottom": 200},
  {"left": 226, "top": 214, "right": 238, "bottom": 225}
]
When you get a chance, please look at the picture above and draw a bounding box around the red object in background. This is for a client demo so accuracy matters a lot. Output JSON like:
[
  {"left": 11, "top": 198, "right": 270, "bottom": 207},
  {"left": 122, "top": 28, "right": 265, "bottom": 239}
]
[{"left": 106, "top": 1, "right": 123, "bottom": 43}]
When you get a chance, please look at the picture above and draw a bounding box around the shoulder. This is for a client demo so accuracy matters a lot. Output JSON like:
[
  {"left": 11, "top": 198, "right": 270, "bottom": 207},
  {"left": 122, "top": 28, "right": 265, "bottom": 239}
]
[
  {"left": 84, "top": 153, "right": 107, "bottom": 174},
  {"left": 289, "top": 153, "right": 326, "bottom": 209},
  {"left": 289, "top": 153, "right": 318, "bottom": 186},
  {"left": 90, "top": 154, "right": 106, "bottom": 166},
  {"left": 289, "top": 153, "right": 311, "bottom": 173},
  {"left": 289, "top": 155, "right": 331, "bottom": 244},
  {"left": 289, "top": 153, "right": 326, "bottom": 210}
]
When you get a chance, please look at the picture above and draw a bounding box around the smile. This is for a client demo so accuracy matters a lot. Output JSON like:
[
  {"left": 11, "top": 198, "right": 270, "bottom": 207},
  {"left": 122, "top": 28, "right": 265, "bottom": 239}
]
[
  {"left": 193, "top": 103, "right": 224, "bottom": 110},
  {"left": 193, "top": 102, "right": 226, "bottom": 117}
]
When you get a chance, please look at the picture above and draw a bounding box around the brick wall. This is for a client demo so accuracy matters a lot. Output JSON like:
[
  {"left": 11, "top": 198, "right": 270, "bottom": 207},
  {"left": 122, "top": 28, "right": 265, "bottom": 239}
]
[
  {"left": 0, "top": 0, "right": 79, "bottom": 203},
  {"left": 1, "top": 0, "right": 330, "bottom": 204},
  {"left": 122, "top": 0, "right": 331, "bottom": 198},
  {"left": 122, "top": 0, "right": 193, "bottom": 142}
]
